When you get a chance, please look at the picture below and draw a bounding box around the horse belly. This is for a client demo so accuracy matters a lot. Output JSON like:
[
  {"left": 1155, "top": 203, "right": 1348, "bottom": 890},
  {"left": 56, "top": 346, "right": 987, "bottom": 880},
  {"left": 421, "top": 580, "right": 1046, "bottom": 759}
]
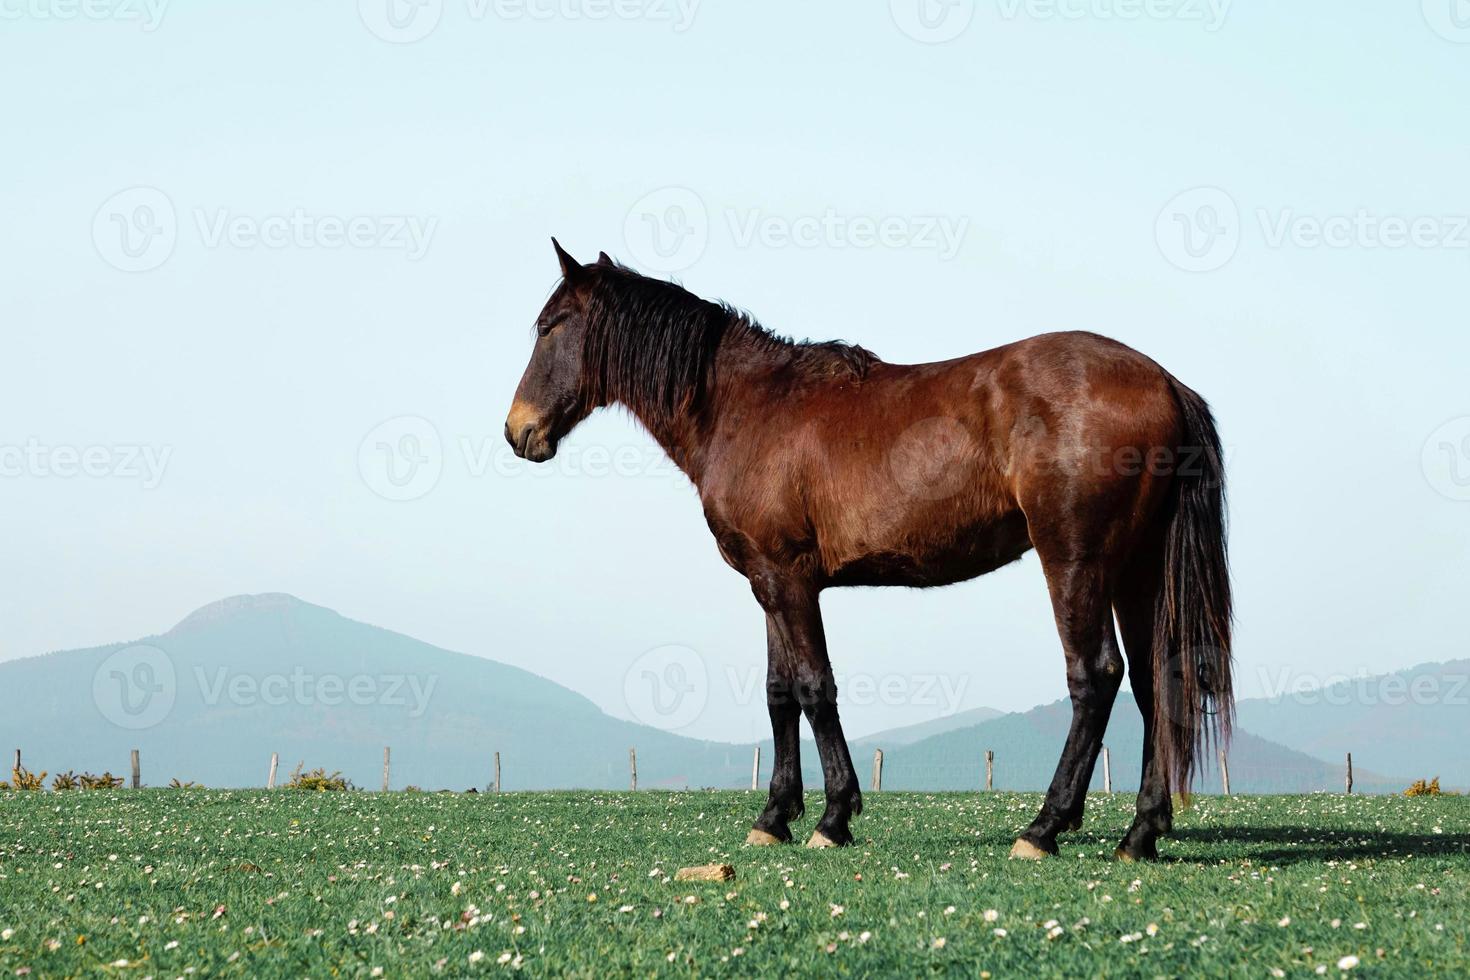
[{"left": 826, "top": 509, "right": 1033, "bottom": 588}]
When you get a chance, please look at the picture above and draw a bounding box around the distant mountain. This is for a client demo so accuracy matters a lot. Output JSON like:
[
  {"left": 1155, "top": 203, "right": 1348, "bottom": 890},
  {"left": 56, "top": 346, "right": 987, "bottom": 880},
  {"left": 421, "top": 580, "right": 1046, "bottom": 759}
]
[
  {"left": 0, "top": 594, "right": 1426, "bottom": 795},
  {"left": 864, "top": 694, "right": 1405, "bottom": 794},
  {"left": 1235, "top": 660, "right": 1470, "bottom": 792},
  {"left": 851, "top": 705, "right": 1005, "bottom": 749},
  {"left": 0, "top": 595, "right": 754, "bottom": 790}
]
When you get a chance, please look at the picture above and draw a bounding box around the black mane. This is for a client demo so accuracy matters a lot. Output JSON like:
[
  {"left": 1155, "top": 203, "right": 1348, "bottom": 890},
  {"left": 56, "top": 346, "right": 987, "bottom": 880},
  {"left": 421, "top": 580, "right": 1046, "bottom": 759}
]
[{"left": 581, "top": 264, "right": 880, "bottom": 426}]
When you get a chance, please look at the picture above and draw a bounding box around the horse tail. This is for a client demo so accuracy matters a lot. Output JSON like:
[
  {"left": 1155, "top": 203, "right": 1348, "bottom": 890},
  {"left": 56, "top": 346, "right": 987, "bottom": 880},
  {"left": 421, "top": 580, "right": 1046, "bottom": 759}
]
[{"left": 1151, "top": 375, "right": 1234, "bottom": 795}]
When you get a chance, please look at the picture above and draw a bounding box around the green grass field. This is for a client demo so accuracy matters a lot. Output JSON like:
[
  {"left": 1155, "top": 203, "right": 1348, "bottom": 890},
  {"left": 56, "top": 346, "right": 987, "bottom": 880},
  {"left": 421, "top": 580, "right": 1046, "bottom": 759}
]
[{"left": 1, "top": 790, "right": 1467, "bottom": 977}]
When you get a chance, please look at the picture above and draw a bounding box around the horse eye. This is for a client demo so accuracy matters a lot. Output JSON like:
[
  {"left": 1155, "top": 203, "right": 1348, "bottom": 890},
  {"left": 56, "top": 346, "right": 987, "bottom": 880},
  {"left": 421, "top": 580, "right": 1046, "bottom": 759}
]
[{"left": 537, "top": 324, "right": 553, "bottom": 338}]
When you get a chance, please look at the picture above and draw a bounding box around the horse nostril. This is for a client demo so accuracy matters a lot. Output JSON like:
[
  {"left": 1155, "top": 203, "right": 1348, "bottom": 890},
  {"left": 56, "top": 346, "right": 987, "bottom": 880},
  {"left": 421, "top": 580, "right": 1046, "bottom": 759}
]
[{"left": 515, "top": 423, "right": 536, "bottom": 456}]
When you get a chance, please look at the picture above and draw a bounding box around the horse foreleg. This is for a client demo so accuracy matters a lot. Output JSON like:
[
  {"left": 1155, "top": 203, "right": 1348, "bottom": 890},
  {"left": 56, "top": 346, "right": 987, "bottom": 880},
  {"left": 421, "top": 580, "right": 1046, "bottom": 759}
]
[
  {"left": 748, "top": 616, "right": 805, "bottom": 845},
  {"left": 749, "top": 571, "right": 861, "bottom": 847}
]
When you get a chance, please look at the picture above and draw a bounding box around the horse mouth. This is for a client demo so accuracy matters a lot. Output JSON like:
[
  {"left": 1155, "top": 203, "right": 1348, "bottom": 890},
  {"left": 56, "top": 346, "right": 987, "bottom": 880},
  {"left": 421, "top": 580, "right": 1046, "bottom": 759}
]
[
  {"left": 522, "top": 439, "right": 556, "bottom": 463},
  {"left": 506, "top": 421, "right": 557, "bottom": 462}
]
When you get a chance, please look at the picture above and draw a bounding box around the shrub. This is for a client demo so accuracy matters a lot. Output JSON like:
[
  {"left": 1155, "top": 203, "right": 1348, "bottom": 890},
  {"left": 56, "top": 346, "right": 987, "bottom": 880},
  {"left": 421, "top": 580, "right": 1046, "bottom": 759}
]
[
  {"left": 80, "top": 772, "right": 125, "bottom": 790},
  {"left": 1405, "top": 778, "right": 1442, "bottom": 797},
  {"left": 169, "top": 779, "right": 204, "bottom": 789},
  {"left": 286, "top": 765, "right": 353, "bottom": 792},
  {"left": 52, "top": 771, "right": 80, "bottom": 791},
  {"left": 6, "top": 765, "right": 48, "bottom": 792}
]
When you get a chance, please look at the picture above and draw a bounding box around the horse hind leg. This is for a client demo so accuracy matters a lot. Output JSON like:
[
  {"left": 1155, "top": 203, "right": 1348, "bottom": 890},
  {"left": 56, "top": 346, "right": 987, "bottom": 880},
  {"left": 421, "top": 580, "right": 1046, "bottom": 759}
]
[
  {"left": 1113, "top": 554, "right": 1173, "bottom": 862},
  {"left": 1011, "top": 554, "right": 1124, "bottom": 859}
]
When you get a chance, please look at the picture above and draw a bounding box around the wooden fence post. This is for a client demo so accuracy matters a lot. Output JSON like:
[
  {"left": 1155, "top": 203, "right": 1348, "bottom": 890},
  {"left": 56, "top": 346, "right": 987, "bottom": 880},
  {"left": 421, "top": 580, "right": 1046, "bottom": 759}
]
[
  {"left": 130, "top": 749, "right": 141, "bottom": 789},
  {"left": 267, "top": 753, "right": 279, "bottom": 790},
  {"left": 1345, "top": 752, "right": 1354, "bottom": 795},
  {"left": 751, "top": 746, "right": 760, "bottom": 791},
  {"left": 493, "top": 752, "right": 501, "bottom": 793},
  {"left": 1219, "top": 748, "right": 1231, "bottom": 796},
  {"left": 985, "top": 750, "right": 994, "bottom": 791},
  {"left": 1102, "top": 745, "right": 1112, "bottom": 794},
  {"left": 871, "top": 749, "right": 883, "bottom": 792},
  {"left": 629, "top": 748, "right": 638, "bottom": 791},
  {"left": 11, "top": 749, "right": 19, "bottom": 775},
  {"left": 382, "top": 747, "right": 391, "bottom": 793}
]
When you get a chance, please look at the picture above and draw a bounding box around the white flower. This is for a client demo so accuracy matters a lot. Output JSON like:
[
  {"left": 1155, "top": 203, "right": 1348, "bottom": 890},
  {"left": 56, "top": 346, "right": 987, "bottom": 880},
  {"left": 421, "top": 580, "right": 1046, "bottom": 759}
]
[
  {"left": 451, "top": 882, "right": 463, "bottom": 897},
  {"left": 830, "top": 904, "right": 844, "bottom": 918},
  {"left": 993, "top": 928, "right": 1007, "bottom": 937},
  {"left": 1278, "top": 916, "right": 1292, "bottom": 928},
  {"left": 468, "top": 950, "right": 485, "bottom": 964},
  {"left": 943, "top": 906, "right": 956, "bottom": 916},
  {"left": 0, "top": 929, "right": 13, "bottom": 941},
  {"left": 1146, "top": 923, "right": 1159, "bottom": 937},
  {"left": 931, "top": 937, "right": 946, "bottom": 949},
  {"left": 1337, "top": 956, "right": 1360, "bottom": 971},
  {"left": 497, "top": 953, "right": 512, "bottom": 964},
  {"left": 858, "top": 931, "right": 872, "bottom": 944},
  {"left": 983, "top": 909, "right": 999, "bottom": 923}
]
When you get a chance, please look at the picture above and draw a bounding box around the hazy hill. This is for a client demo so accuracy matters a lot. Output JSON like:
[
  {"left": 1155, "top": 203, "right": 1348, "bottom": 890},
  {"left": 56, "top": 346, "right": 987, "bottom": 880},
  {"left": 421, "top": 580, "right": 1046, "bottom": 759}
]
[
  {"left": 0, "top": 594, "right": 1422, "bottom": 795},
  {"left": 0, "top": 594, "right": 753, "bottom": 790},
  {"left": 857, "top": 695, "right": 1405, "bottom": 795},
  {"left": 851, "top": 705, "right": 1005, "bottom": 749},
  {"left": 1235, "top": 660, "right": 1470, "bottom": 792}
]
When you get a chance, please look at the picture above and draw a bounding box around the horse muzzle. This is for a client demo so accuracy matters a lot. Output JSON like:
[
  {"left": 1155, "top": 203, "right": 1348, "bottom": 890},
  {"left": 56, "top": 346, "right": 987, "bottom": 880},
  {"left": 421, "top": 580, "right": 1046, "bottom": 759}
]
[{"left": 504, "top": 407, "right": 558, "bottom": 462}]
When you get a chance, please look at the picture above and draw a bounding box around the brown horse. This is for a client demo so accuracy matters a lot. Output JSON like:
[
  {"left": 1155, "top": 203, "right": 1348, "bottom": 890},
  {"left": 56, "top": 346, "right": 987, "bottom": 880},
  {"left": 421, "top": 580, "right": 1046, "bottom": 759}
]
[{"left": 506, "top": 240, "right": 1232, "bottom": 861}]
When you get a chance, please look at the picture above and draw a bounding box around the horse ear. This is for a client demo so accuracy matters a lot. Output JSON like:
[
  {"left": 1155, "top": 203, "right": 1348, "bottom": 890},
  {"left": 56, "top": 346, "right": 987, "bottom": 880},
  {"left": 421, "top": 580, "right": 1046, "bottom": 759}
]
[
  {"left": 597, "top": 251, "right": 615, "bottom": 266},
  {"left": 551, "top": 238, "right": 582, "bottom": 280}
]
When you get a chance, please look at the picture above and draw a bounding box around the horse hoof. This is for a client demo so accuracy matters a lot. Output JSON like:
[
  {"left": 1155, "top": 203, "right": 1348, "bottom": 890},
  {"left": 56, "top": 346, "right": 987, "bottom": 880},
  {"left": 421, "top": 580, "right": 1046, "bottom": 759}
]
[
  {"left": 745, "top": 829, "right": 784, "bottom": 846},
  {"left": 805, "top": 831, "right": 839, "bottom": 849},
  {"left": 1066, "top": 818, "right": 1082, "bottom": 832},
  {"left": 1114, "top": 844, "right": 1158, "bottom": 862},
  {"left": 1009, "top": 838, "right": 1053, "bottom": 860}
]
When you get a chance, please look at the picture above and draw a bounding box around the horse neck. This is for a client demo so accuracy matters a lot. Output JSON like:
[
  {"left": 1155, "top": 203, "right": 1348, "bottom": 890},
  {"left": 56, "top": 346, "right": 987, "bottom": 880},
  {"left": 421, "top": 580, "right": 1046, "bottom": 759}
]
[{"left": 621, "top": 324, "right": 775, "bottom": 489}]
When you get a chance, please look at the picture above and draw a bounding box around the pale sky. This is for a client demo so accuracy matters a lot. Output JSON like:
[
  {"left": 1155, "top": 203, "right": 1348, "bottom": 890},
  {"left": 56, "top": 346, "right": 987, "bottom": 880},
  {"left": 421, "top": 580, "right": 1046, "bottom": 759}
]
[{"left": 2, "top": 1, "right": 1467, "bottom": 743}]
